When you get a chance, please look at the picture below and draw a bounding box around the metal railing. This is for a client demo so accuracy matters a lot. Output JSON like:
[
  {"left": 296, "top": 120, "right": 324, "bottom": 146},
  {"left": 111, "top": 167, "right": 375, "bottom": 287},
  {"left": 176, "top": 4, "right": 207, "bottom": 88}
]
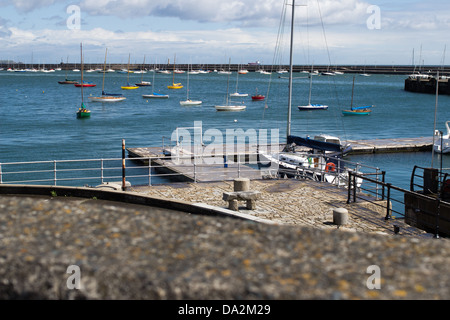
[
  {"left": 347, "top": 166, "right": 450, "bottom": 238},
  {"left": 0, "top": 151, "right": 382, "bottom": 188}
]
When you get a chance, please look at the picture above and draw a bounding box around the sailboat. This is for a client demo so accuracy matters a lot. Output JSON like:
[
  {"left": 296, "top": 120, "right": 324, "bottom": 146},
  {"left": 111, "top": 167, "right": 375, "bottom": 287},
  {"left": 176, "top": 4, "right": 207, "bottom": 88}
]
[
  {"left": 259, "top": 0, "right": 358, "bottom": 186},
  {"left": 342, "top": 76, "right": 372, "bottom": 115},
  {"left": 230, "top": 65, "right": 248, "bottom": 97},
  {"left": 142, "top": 67, "right": 169, "bottom": 99},
  {"left": 298, "top": 65, "right": 328, "bottom": 111},
  {"left": 167, "top": 55, "right": 183, "bottom": 89},
  {"left": 121, "top": 54, "right": 139, "bottom": 90},
  {"left": 215, "top": 58, "right": 246, "bottom": 112},
  {"left": 180, "top": 64, "right": 202, "bottom": 106},
  {"left": 251, "top": 87, "right": 265, "bottom": 101},
  {"left": 89, "top": 49, "right": 126, "bottom": 103},
  {"left": 59, "top": 56, "right": 78, "bottom": 84},
  {"left": 135, "top": 55, "right": 152, "bottom": 87},
  {"left": 76, "top": 43, "right": 91, "bottom": 119}
]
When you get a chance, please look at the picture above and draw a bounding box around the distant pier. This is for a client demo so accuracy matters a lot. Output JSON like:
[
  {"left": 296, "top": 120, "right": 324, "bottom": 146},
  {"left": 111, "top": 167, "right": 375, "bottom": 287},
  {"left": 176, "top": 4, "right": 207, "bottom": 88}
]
[
  {"left": 404, "top": 75, "right": 450, "bottom": 95},
  {"left": 3, "top": 62, "right": 450, "bottom": 76}
]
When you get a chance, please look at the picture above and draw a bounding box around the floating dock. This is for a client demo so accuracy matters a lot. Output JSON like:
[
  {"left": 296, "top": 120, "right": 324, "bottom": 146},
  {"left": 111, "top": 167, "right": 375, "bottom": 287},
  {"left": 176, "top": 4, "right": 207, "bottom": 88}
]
[
  {"left": 346, "top": 137, "right": 432, "bottom": 154},
  {"left": 127, "top": 137, "right": 433, "bottom": 182},
  {"left": 127, "top": 144, "right": 283, "bottom": 182}
]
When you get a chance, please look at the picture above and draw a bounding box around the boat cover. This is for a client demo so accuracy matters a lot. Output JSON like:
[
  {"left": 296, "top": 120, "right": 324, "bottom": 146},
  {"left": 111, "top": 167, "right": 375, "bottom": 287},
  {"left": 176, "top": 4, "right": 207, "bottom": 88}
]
[{"left": 287, "top": 135, "right": 342, "bottom": 152}]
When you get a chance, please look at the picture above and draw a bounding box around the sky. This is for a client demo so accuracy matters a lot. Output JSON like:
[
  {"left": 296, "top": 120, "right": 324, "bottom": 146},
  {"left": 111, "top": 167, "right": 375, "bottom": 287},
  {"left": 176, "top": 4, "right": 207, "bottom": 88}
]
[{"left": 0, "top": 0, "right": 449, "bottom": 66}]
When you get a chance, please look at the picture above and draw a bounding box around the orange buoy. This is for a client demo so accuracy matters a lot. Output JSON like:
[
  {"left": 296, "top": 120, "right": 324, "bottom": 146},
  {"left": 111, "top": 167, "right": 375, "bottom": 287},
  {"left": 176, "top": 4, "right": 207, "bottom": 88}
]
[{"left": 325, "top": 162, "right": 336, "bottom": 172}]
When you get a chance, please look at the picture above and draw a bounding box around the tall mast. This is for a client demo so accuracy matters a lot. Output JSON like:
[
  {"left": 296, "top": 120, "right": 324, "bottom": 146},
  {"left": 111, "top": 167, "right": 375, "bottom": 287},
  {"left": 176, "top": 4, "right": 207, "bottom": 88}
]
[
  {"left": 80, "top": 43, "right": 84, "bottom": 105},
  {"left": 350, "top": 76, "right": 355, "bottom": 109},
  {"left": 287, "top": 0, "right": 295, "bottom": 141},
  {"left": 102, "top": 48, "right": 107, "bottom": 94}
]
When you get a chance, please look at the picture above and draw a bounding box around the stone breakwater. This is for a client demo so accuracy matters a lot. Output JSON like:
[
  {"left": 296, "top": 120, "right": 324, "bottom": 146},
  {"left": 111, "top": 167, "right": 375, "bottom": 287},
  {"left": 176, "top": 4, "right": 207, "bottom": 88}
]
[{"left": 0, "top": 179, "right": 447, "bottom": 300}]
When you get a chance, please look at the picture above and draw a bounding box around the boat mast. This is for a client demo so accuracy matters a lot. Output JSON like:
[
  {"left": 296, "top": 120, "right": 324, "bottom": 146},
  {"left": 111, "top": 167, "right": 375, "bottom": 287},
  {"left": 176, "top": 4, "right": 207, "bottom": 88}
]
[
  {"left": 226, "top": 58, "right": 231, "bottom": 105},
  {"left": 126, "top": 53, "right": 131, "bottom": 84},
  {"left": 287, "top": 0, "right": 295, "bottom": 141},
  {"left": 350, "top": 76, "right": 355, "bottom": 109},
  {"left": 141, "top": 55, "right": 146, "bottom": 83},
  {"left": 80, "top": 43, "right": 84, "bottom": 105},
  {"left": 308, "top": 64, "right": 313, "bottom": 105},
  {"left": 102, "top": 48, "right": 107, "bottom": 94}
]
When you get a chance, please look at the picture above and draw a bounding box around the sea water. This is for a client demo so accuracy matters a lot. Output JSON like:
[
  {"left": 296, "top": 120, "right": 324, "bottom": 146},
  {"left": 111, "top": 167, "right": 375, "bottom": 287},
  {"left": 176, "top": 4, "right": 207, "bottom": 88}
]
[{"left": 1, "top": 70, "right": 450, "bottom": 190}]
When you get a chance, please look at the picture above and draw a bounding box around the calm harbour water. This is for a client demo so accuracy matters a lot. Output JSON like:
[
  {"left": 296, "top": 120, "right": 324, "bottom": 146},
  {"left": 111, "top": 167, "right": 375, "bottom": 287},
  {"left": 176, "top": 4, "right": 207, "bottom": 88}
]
[{"left": 1, "top": 69, "right": 450, "bottom": 190}]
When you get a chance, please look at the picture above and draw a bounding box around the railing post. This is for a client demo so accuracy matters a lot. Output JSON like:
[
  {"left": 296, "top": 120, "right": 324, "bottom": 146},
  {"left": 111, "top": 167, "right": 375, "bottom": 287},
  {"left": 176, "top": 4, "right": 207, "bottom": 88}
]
[
  {"left": 381, "top": 171, "right": 386, "bottom": 200},
  {"left": 347, "top": 171, "right": 352, "bottom": 204},
  {"left": 238, "top": 153, "right": 241, "bottom": 178},
  {"left": 193, "top": 158, "right": 197, "bottom": 183},
  {"left": 122, "top": 139, "right": 126, "bottom": 191},
  {"left": 0, "top": 163, "right": 2, "bottom": 184},
  {"left": 352, "top": 172, "right": 357, "bottom": 202},
  {"left": 435, "top": 199, "right": 440, "bottom": 239},
  {"left": 53, "top": 160, "right": 57, "bottom": 186},
  {"left": 148, "top": 157, "right": 152, "bottom": 186},
  {"left": 384, "top": 183, "right": 392, "bottom": 220},
  {"left": 101, "top": 159, "right": 104, "bottom": 184}
]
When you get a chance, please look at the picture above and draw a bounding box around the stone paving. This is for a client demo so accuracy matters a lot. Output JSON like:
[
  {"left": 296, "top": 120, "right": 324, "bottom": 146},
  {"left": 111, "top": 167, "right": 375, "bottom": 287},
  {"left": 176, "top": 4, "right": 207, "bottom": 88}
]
[{"left": 129, "top": 178, "right": 432, "bottom": 238}]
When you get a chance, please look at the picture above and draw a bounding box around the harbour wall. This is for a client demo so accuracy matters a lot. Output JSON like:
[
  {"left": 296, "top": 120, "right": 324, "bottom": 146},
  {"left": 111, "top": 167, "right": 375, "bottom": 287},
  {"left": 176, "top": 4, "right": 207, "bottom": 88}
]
[{"left": 2, "top": 63, "right": 450, "bottom": 75}]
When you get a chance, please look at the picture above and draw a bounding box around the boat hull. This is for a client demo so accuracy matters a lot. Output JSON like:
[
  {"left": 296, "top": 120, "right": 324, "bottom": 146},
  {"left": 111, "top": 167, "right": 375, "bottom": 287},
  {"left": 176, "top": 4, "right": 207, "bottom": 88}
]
[
  {"left": 89, "top": 96, "right": 126, "bottom": 102},
  {"left": 59, "top": 80, "right": 78, "bottom": 84},
  {"left": 121, "top": 86, "right": 139, "bottom": 90},
  {"left": 342, "top": 110, "right": 371, "bottom": 116},
  {"left": 168, "top": 83, "right": 183, "bottom": 89},
  {"left": 252, "top": 95, "right": 265, "bottom": 101},
  {"left": 142, "top": 93, "right": 169, "bottom": 99},
  {"left": 230, "top": 93, "right": 248, "bottom": 97},
  {"left": 75, "top": 84, "right": 96, "bottom": 87},
  {"left": 298, "top": 104, "right": 328, "bottom": 111},
  {"left": 215, "top": 105, "right": 246, "bottom": 112},
  {"left": 76, "top": 110, "right": 91, "bottom": 118},
  {"left": 180, "top": 100, "right": 202, "bottom": 106}
]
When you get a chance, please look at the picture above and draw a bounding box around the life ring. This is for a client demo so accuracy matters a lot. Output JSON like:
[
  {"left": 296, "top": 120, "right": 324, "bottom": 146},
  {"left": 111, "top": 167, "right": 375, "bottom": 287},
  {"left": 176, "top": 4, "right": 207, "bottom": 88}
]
[{"left": 325, "top": 162, "right": 336, "bottom": 172}]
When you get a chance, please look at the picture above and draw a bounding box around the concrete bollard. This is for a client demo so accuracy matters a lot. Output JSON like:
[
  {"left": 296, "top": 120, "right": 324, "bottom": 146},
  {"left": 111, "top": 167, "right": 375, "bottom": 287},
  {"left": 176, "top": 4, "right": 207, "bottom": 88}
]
[
  {"left": 234, "top": 178, "right": 250, "bottom": 192},
  {"left": 333, "top": 208, "right": 349, "bottom": 226}
]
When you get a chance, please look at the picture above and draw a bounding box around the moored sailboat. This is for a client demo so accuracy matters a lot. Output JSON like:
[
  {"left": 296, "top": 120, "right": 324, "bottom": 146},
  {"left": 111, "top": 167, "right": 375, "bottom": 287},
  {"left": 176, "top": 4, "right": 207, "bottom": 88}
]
[
  {"left": 180, "top": 64, "right": 202, "bottom": 106},
  {"left": 342, "top": 76, "right": 372, "bottom": 115},
  {"left": 215, "top": 58, "right": 246, "bottom": 112},
  {"left": 298, "top": 65, "right": 328, "bottom": 111},
  {"left": 259, "top": 0, "right": 357, "bottom": 186},
  {"left": 167, "top": 55, "right": 183, "bottom": 89},
  {"left": 135, "top": 55, "right": 152, "bottom": 87},
  {"left": 76, "top": 43, "right": 91, "bottom": 119},
  {"left": 121, "top": 54, "right": 139, "bottom": 90},
  {"left": 89, "top": 48, "right": 126, "bottom": 103},
  {"left": 142, "top": 66, "right": 169, "bottom": 99}
]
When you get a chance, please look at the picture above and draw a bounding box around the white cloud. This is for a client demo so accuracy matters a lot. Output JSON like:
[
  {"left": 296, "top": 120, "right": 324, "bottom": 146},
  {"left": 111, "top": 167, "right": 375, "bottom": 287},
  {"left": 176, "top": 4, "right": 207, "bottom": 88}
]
[
  {"left": 0, "top": 0, "right": 57, "bottom": 13},
  {"left": 78, "top": 0, "right": 373, "bottom": 26}
]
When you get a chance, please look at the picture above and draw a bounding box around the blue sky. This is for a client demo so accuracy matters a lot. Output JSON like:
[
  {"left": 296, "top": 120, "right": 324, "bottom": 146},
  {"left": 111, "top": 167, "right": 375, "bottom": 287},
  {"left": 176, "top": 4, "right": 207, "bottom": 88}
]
[{"left": 0, "top": 0, "right": 449, "bottom": 66}]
